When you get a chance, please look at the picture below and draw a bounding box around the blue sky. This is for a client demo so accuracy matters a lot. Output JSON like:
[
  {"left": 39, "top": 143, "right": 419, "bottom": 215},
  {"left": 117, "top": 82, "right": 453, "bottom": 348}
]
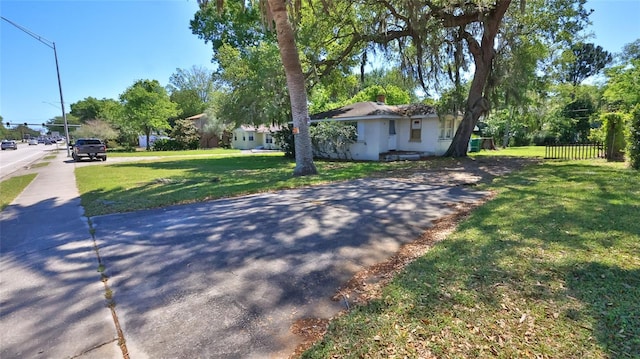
[{"left": 1, "top": 0, "right": 639, "bottom": 127}]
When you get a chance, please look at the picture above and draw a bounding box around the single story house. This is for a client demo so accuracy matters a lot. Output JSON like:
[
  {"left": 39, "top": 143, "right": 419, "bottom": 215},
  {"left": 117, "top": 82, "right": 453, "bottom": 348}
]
[
  {"left": 231, "top": 124, "right": 281, "bottom": 150},
  {"left": 310, "top": 100, "right": 461, "bottom": 161}
]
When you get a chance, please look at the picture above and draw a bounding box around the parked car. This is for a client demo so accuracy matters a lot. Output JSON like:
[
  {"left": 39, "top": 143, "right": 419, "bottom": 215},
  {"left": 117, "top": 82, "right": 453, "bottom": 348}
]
[
  {"left": 44, "top": 139, "right": 54, "bottom": 145},
  {"left": 71, "top": 138, "right": 107, "bottom": 161},
  {"left": 28, "top": 139, "right": 38, "bottom": 145},
  {"left": 1, "top": 140, "right": 18, "bottom": 150}
]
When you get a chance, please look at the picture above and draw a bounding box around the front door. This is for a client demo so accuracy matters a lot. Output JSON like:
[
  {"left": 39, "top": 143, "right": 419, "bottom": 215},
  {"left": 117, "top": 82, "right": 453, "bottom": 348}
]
[{"left": 388, "top": 120, "right": 397, "bottom": 150}]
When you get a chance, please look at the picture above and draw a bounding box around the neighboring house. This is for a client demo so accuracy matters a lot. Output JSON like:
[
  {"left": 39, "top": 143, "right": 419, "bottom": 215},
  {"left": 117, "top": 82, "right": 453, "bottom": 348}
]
[
  {"left": 310, "top": 100, "right": 461, "bottom": 161},
  {"left": 138, "top": 134, "right": 169, "bottom": 149},
  {"left": 231, "top": 124, "right": 281, "bottom": 150},
  {"left": 185, "top": 113, "right": 220, "bottom": 148}
]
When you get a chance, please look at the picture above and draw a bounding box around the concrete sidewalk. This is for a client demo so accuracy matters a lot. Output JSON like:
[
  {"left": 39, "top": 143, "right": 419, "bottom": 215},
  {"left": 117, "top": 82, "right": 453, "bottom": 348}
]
[
  {"left": 1, "top": 151, "right": 489, "bottom": 358},
  {"left": 0, "top": 151, "right": 120, "bottom": 358}
]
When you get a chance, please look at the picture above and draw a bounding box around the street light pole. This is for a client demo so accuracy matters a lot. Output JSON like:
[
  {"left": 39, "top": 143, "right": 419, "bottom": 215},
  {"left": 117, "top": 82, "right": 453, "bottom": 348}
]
[
  {"left": 1, "top": 16, "right": 71, "bottom": 157},
  {"left": 52, "top": 42, "right": 71, "bottom": 157}
]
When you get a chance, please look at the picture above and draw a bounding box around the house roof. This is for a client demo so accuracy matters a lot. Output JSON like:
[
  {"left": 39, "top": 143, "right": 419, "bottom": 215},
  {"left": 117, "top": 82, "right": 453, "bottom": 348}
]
[
  {"left": 310, "top": 102, "right": 437, "bottom": 121},
  {"left": 185, "top": 113, "right": 206, "bottom": 120},
  {"left": 238, "top": 124, "right": 282, "bottom": 133}
]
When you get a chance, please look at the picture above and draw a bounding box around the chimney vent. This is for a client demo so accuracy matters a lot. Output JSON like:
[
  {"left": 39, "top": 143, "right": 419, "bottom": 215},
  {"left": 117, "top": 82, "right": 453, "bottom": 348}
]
[{"left": 376, "top": 94, "right": 386, "bottom": 104}]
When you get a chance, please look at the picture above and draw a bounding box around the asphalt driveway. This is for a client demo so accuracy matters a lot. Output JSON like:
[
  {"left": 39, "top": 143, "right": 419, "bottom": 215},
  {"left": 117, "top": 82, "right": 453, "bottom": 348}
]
[{"left": 92, "top": 178, "right": 489, "bottom": 358}]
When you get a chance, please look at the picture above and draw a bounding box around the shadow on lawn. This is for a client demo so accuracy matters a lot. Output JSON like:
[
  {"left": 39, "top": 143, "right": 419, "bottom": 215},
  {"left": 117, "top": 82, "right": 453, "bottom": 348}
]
[
  {"left": 567, "top": 262, "right": 640, "bottom": 358},
  {"left": 306, "top": 161, "right": 639, "bottom": 358}
]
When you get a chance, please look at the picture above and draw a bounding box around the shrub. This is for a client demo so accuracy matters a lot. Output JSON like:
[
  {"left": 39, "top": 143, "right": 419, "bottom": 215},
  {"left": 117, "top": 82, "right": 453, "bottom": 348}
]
[
  {"left": 273, "top": 125, "right": 295, "bottom": 158},
  {"left": 601, "top": 112, "right": 627, "bottom": 161},
  {"left": 309, "top": 121, "right": 357, "bottom": 159},
  {"left": 171, "top": 119, "right": 200, "bottom": 150},
  {"left": 152, "top": 138, "right": 183, "bottom": 151},
  {"left": 626, "top": 105, "right": 640, "bottom": 169}
]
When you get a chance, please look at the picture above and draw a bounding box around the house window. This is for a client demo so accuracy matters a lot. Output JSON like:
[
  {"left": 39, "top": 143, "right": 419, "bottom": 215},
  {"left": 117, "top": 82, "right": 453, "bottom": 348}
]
[
  {"left": 410, "top": 119, "right": 421, "bottom": 141},
  {"left": 242, "top": 135, "right": 246, "bottom": 141},
  {"left": 389, "top": 120, "right": 396, "bottom": 135},
  {"left": 248, "top": 134, "right": 254, "bottom": 141},
  {"left": 234, "top": 135, "right": 237, "bottom": 141},
  {"left": 439, "top": 118, "right": 455, "bottom": 139},
  {"left": 265, "top": 135, "right": 273, "bottom": 144}
]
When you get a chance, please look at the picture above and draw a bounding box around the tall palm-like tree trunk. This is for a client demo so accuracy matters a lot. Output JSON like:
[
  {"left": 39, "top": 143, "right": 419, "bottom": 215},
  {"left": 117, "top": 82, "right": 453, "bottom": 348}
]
[
  {"left": 267, "top": 0, "right": 317, "bottom": 176},
  {"left": 196, "top": 0, "right": 317, "bottom": 176}
]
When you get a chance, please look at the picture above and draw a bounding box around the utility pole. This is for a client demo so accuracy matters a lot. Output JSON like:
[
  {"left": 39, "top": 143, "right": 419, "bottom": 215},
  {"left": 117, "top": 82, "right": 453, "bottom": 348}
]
[{"left": 1, "top": 16, "right": 71, "bottom": 157}]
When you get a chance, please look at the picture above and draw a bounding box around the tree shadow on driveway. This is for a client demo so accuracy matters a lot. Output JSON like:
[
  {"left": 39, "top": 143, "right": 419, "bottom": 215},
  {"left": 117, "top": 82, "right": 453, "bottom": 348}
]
[{"left": 91, "top": 177, "right": 489, "bottom": 358}]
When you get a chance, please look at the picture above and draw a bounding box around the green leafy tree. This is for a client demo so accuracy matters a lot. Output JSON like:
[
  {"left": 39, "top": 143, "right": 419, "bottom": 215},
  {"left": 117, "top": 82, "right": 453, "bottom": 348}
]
[
  {"left": 72, "top": 120, "right": 118, "bottom": 141},
  {"left": 561, "top": 42, "right": 613, "bottom": 86},
  {"left": 70, "top": 97, "right": 121, "bottom": 122},
  {"left": 167, "top": 66, "right": 216, "bottom": 119},
  {"left": 171, "top": 119, "right": 200, "bottom": 150},
  {"left": 350, "top": 85, "right": 411, "bottom": 105},
  {"left": 362, "top": 68, "right": 420, "bottom": 102},
  {"left": 618, "top": 39, "right": 640, "bottom": 63},
  {"left": 119, "top": 79, "right": 177, "bottom": 150},
  {"left": 215, "top": 43, "right": 291, "bottom": 127},
  {"left": 603, "top": 59, "right": 640, "bottom": 112}
]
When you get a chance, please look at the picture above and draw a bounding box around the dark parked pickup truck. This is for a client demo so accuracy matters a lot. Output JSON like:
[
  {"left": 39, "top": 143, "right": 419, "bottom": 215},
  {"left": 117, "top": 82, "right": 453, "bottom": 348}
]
[{"left": 71, "top": 138, "right": 107, "bottom": 161}]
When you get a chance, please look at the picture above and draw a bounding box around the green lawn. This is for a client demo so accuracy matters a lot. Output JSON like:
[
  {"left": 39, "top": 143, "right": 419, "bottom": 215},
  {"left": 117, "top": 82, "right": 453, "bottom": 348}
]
[
  {"left": 107, "top": 148, "right": 242, "bottom": 157},
  {"left": 0, "top": 174, "right": 37, "bottom": 211},
  {"left": 471, "top": 145, "right": 547, "bottom": 158},
  {"left": 301, "top": 160, "right": 640, "bottom": 358},
  {"left": 76, "top": 153, "right": 441, "bottom": 216},
  {"left": 74, "top": 147, "right": 639, "bottom": 357}
]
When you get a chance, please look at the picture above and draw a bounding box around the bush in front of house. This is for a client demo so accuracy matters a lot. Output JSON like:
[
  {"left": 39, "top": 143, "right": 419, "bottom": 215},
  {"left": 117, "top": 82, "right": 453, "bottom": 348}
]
[
  {"left": 152, "top": 138, "right": 184, "bottom": 151},
  {"left": 309, "top": 121, "right": 357, "bottom": 159},
  {"left": 273, "top": 125, "right": 295, "bottom": 158}
]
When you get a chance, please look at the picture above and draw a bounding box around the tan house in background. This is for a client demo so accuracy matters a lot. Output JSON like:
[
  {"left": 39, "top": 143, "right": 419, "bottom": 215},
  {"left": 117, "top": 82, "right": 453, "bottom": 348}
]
[{"left": 185, "top": 113, "right": 221, "bottom": 148}]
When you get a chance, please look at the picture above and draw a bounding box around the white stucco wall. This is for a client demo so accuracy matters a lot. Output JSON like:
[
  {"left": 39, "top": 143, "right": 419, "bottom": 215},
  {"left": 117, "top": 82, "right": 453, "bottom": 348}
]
[{"left": 343, "top": 115, "right": 454, "bottom": 160}]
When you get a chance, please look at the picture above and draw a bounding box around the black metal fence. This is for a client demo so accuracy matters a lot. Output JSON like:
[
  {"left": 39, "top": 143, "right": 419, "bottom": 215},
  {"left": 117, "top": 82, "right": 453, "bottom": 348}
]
[{"left": 544, "top": 143, "right": 605, "bottom": 160}]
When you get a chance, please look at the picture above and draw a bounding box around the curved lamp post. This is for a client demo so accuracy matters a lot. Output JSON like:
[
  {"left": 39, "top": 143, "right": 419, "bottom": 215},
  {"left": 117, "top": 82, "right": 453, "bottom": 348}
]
[{"left": 1, "top": 16, "right": 71, "bottom": 157}]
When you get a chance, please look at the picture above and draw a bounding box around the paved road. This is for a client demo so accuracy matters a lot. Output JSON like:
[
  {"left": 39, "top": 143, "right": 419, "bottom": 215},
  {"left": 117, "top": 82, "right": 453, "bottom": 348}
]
[
  {"left": 0, "top": 142, "right": 56, "bottom": 180},
  {"left": 1, "top": 150, "right": 489, "bottom": 358}
]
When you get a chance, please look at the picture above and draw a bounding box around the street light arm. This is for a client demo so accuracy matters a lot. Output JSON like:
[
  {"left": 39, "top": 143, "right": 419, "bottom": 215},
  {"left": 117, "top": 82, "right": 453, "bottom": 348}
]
[
  {"left": 1, "top": 16, "right": 70, "bottom": 156},
  {"left": 1, "top": 16, "right": 54, "bottom": 49}
]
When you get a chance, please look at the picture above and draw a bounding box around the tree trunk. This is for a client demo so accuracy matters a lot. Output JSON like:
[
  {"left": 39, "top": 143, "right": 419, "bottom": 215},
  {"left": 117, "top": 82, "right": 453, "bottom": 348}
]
[
  {"left": 444, "top": 0, "right": 511, "bottom": 157},
  {"left": 267, "top": 0, "right": 318, "bottom": 176},
  {"left": 145, "top": 127, "right": 151, "bottom": 151}
]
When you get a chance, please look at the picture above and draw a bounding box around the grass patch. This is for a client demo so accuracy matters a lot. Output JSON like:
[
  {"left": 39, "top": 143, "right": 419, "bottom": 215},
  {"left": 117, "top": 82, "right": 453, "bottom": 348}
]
[
  {"left": 43, "top": 154, "right": 57, "bottom": 160},
  {"left": 471, "top": 145, "right": 547, "bottom": 158},
  {"left": 76, "top": 153, "right": 443, "bottom": 216},
  {"left": 31, "top": 162, "right": 50, "bottom": 168},
  {"left": 0, "top": 174, "right": 37, "bottom": 211},
  {"left": 107, "top": 148, "right": 242, "bottom": 157},
  {"left": 302, "top": 160, "right": 639, "bottom": 358}
]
